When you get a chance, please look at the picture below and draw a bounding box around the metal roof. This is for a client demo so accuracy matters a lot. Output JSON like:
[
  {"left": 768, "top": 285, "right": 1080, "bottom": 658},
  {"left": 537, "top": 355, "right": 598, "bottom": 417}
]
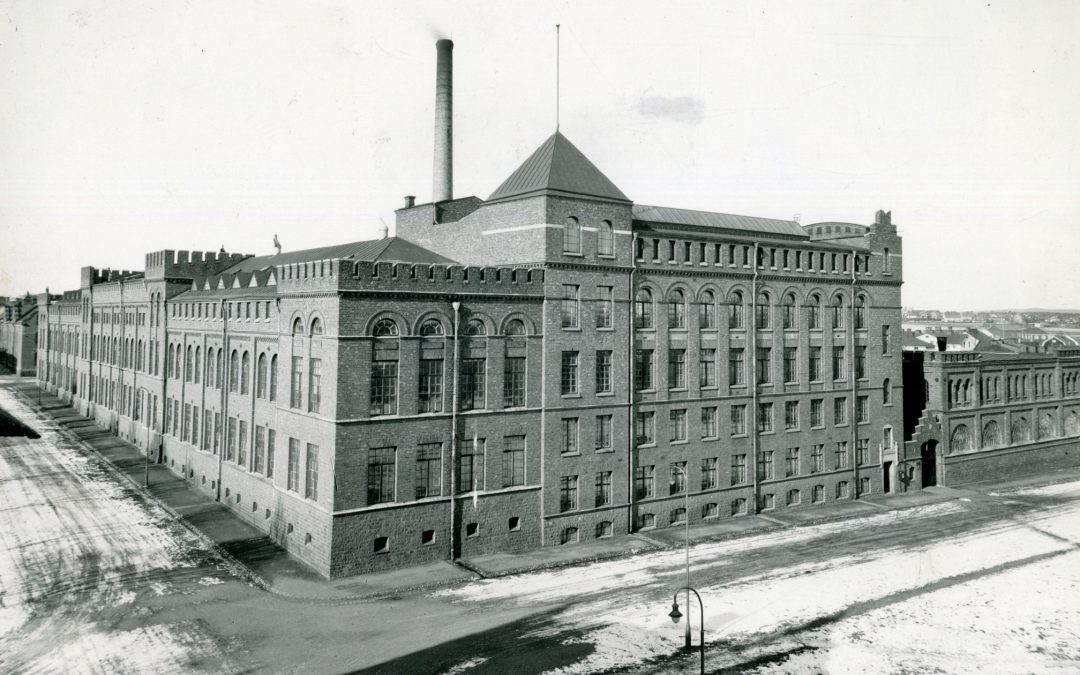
[
  {"left": 221, "top": 237, "right": 455, "bottom": 274},
  {"left": 487, "top": 131, "right": 630, "bottom": 203},
  {"left": 632, "top": 204, "right": 809, "bottom": 237}
]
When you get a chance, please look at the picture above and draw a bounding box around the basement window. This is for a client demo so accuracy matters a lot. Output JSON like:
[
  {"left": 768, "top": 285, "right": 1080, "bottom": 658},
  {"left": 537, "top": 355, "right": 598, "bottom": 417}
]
[
  {"left": 374, "top": 536, "right": 389, "bottom": 553},
  {"left": 508, "top": 517, "right": 520, "bottom": 531},
  {"left": 421, "top": 529, "right": 435, "bottom": 545},
  {"left": 466, "top": 522, "right": 479, "bottom": 538}
]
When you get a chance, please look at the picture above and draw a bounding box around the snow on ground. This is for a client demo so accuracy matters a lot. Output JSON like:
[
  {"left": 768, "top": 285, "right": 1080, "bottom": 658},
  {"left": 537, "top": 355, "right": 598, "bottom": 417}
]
[
  {"left": 0, "top": 389, "right": 236, "bottom": 673},
  {"left": 989, "top": 478, "right": 1080, "bottom": 498}
]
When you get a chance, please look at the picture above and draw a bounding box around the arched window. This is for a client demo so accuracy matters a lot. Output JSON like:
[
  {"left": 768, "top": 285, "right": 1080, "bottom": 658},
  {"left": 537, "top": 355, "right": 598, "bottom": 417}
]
[
  {"left": 229, "top": 350, "right": 240, "bottom": 393},
  {"left": 831, "top": 296, "right": 844, "bottom": 329},
  {"left": 807, "top": 294, "right": 821, "bottom": 330},
  {"left": 206, "top": 347, "right": 215, "bottom": 387},
  {"left": 216, "top": 349, "right": 224, "bottom": 389},
  {"left": 563, "top": 216, "right": 581, "bottom": 254},
  {"left": 464, "top": 319, "right": 487, "bottom": 336},
  {"left": 256, "top": 353, "right": 267, "bottom": 398},
  {"left": 167, "top": 343, "right": 174, "bottom": 378},
  {"left": 782, "top": 293, "right": 796, "bottom": 329},
  {"left": 698, "top": 291, "right": 716, "bottom": 329},
  {"left": 729, "top": 291, "right": 744, "bottom": 329},
  {"left": 1011, "top": 417, "right": 1030, "bottom": 444},
  {"left": 559, "top": 526, "right": 579, "bottom": 545},
  {"left": 854, "top": 296, "right": 866, "bottom": 329},
  {"left": 194, "top": 347, "right": 201, "bottom": 384},
  {"left": 504, "top": 319, "right": 526, "bottom": 336},
  {"left": 883, "top": 378, "right": 891, "bottom": 405},
  {"left": 241, "top": 351, "right": 251, "bottom": 395},
  {"left": 310, "top": 317, "right": 323, "bottom": 335},
  {"left": 668, "top": 289, "right": 686, "bottom": 329},
  {"left": 184, "top": 345, "right": 193, "bottom": 382},
  {"left": 372, "top": 318, "right": 399, "bottom": 336},
  {"left": 419, "top": 319, "right": 444, "bottom": 336},
  {"left": 981, "top": 420, "right": 1000, "bottom": 448},
  {"left": 598, "top": 220, "right": 614, "bottom": 256},
  {"left": 756, "top": 292, "right": 771, "bottom": 329},
  {"left": 950, "top": 424, "right": 970, "bottom": 453},
  {"left": 292, "top": 317, "right": 304, "bottom": 335},
  {"left": 634, "top": 289, "right": 653, "bottom": 329},
  {"left": 269, "top": 354, "right": 278, "bottom": 401}
]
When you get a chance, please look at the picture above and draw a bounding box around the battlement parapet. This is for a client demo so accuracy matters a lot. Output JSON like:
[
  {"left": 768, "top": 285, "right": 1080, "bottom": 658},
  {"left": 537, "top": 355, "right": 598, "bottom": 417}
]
[
  {"left": 144, "top": 249, "right": 253, "bottom": 281},
  {"left": 80, "top": 266, "right": 143, "bottom": 288},
  {"left": 345, "top": 260, "right": 545, "bottom": 295}
]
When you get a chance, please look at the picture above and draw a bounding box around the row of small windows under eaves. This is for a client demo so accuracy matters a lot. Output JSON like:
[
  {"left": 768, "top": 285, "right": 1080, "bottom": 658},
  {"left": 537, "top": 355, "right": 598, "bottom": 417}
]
[
  {"left": 633, "top": 238, "right": 891, "bottom": 276},
  {"left": 562, "top": 217, "right": 616, "bottom": 257}
]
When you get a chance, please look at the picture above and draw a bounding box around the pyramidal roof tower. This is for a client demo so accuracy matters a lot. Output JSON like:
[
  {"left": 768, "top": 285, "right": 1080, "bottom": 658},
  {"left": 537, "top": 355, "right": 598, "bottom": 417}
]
[{"left": 486, "top": 131, "right": 630, "bottom": 204}]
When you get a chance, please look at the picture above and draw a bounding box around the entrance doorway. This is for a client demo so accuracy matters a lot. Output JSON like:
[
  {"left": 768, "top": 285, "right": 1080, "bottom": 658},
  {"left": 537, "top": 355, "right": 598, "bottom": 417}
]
[
  {"left": 921, "top": 440, "right": 938, "bottom": 487},
  {"left": 883, "top": 461, "right": 892, "bottom": 493}
]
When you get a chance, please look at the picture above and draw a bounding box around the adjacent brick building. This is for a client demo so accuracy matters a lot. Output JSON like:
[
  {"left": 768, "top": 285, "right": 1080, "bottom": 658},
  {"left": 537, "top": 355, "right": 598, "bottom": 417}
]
[
  {"left": 0, "top": 294, "right": 37, "bottom": 376},
  {"left": 35, "top": 125, "right": 906, "bottom": 576}
]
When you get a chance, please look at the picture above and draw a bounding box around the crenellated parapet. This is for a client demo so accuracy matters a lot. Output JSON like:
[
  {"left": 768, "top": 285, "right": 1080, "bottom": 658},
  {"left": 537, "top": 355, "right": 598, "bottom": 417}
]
[
  {"left": 79, "top": 266, "right": 143, "bottom": 288},
  {"left": 144, "top": 249, "right": 253, "bottom": 281},
  {"left": 273, "top": 258, "right": 545, "bottom": 296}
]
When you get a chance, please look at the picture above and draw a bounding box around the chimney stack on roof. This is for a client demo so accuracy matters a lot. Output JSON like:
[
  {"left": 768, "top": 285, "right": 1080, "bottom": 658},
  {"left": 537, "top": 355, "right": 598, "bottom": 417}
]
[{"left": 433, "top": 39, "right": 454, "bottom": 204}]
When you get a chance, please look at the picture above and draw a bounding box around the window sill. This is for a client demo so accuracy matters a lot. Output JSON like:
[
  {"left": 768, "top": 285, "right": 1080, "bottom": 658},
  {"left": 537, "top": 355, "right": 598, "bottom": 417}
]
[
  {"left": 561, "top": 393, "right": 582, "bottom": 399},
  {"left": 597, "top": 254, "right": 616, "bottom": 260},
  {"left": 561, "top": 327, "right": 582, "bottom": 332},
  {"left": 596, "top": 391, "right": 615, "bottom": 397},
  {"left": 730, "top": 433, "right": 748, "bottom": 439},
  {"left": 670, "top": 439, "right": 688, "bottom": 446},
  {"left": 595, "top": 448, "right": 615, "bottom": 454},
  {"left": 636, "top": 442, "right": 657, "bottom": 449},
  {"left": 702, "top": 435, "right": 719, "bottom": 441},
  {"left": 562, "top": 251, "right": 584, "bottom": 258},
  {"left": 561, "top": 452, "right": 581, "bottom": 458}
]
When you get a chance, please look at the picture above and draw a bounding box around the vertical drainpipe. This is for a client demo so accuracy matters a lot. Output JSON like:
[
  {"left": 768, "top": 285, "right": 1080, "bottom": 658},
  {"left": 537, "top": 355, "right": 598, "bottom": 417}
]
[
  {"left": 159, "top": 292, "right": 168, "bottom": 464},
  {"left": 750, "top": 243, "right": 760, "bottom": 513},
  {"left": 89, "top": 286, "right": 95, "bottom": 416},
  {"left": 626, "top": 238, "right": 638, "bottom": 534},
  {"left": 850, "top": 254, "right": 859, "bottom": 497},
  {"left": 217, "top": 298, "right": 228, "bottom": 502},
  {"left": 538, "top": 293, "right": 548, "bottom": 546},
  {"left": 448, "top": 300, "right": 461, "bottom": 560},
  {"left": 118, "top": 280, "right": 125, "bottom": 434}
]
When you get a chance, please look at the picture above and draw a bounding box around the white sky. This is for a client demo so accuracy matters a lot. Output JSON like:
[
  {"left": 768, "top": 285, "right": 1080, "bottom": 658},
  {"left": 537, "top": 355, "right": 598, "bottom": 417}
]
[{"left": 1, "top": 0, "right": 1078, "bottom": 310}]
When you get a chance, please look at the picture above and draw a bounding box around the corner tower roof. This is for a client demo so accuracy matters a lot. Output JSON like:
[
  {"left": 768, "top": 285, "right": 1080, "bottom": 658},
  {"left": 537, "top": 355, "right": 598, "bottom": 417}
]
[{"left": 487, "top": 131, "right": 630, "bottom": 204}]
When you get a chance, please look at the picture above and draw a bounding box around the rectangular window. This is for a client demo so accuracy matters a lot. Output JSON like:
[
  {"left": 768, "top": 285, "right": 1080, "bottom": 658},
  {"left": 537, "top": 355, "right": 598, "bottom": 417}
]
[
  {"left": 213, "top": 412, "right": 222, "bottom": 454},
  {"left": 786, "top": 447, "right": 800, "bottom": 477},
  {"left": 595, "top": 286, "right": 613, "bottom": 329},
  {"left": 562, "top": 418, "right": 579, "bottom": 454},
  {"left": 670, "top": 409, "right": 687, "bottom": 442},
  {"left": 811, "top": 399, "right": 823, "bottom": 428},
  {"left": 670, "top": 461, "right": 687, "bottom": 494},
  {"left": 785, "top": 401, "right": 799, "bottom": 430},
  {"left": 305, "top": 444, "right": 319, "bottom": 500},
  {"left": 287, "top": 438, "right": 301, "bottom": 492},
  {"left": 367, "top": 446, "right": 395, "bottom": 504},
  {"left": 729, "top": 348, "right": 745, "bottom": 386},
  {"left": 757, "top": 402, "right": 774, "bottom": 433},
  {"left": 856, "top": 438, "right": 870, "bottom": 466},
  {"left": 415, "top": 443, "right": 442, "bottom": 499},
  {"left": 700, "top": 348, "right": 716, "bottom": 387},
  {"left": 832, "top": 346, "right": 845, "bottom": 381},
  {"left": 266, "top": 429, "right": 276, "bottom": 478},
  {"left": 756, "top": 347, "right": 772, "bottom": 385},
  {"left": 731, "top": 454, "right": 747, "bottom": 485},
  {"left": 370, "top": 361, "right": 398, "bottom": 416},
  {"left": 238, "top": 420, "right": 248, "bottom": 468},
  {"left": 882, "top": 325, "right": 892, "bottom": 354},
  {"left": 460, "top": 358, "right": 486, "bottom": 410},
  {"left": 308, "top": 358, "right": 321, "bottom": 413},
  {"left": 191, "top": 406, "right": 199, "bottom": 447},
  {"left": 635, "top": 350, "right": 654, "bottom": 391},
  {"left": 855, "top": 346, "right": 866, "bottom": 380},
  {"left": 860, "top": 476, "right": 871, "bottom": 496},
  {"left": 595, "top": 350, "right": 613, "bottom": 394},
  {"left": 595, "top": 471, "right": 612, "bottom": 507},
  {"left": 457, "top": 438, "right": 485, "bottom": 492},
  {"left": 809, "top": 346, "right": 822, "bottom": 382},
  {"left": 731, "top": 404, "right": 747, "bottom": 436},
  {"left": 203, "top": 410, "right": 212, "bottom": 451},
  {"left": 502, "top": 436, "right": 525, "bottom": 487},
  {"left": 837, "top": 480, "right": 850, "bottom": 498},
  {"left": 503, "top": 357, "right": 525, "bottom": 408},
  {"left": 759, "top": 450, "right": 775, "bottom": 480},
  {"left": 857, "top": 395, "right": 869, "bottom": 423},
  {"left": 253, "top": 425, "right": 266, "bottom": 474},
  {"left": 561, "top": 284, "right": 580, "bottom": 329},
  {"left": 668, "top": 349, "right": 686, "bottom": 389},
  {"left": 835, "top": 441, "right": 849, "bottom": 469},
  {"left": 701, "top": 457, "right": 718, "bottom": 489},
  {"left": 834, "top": 397, "right": 848, "bottom": 425},
  {"left": 701, "top": 406, "right": 718, "bottom": 438},
  {"left": 182, "top": 403, "right": 191, "bottom": 442},
  {"left": 784, "top": 347, "right": 798, "bottom": 383},
  {"left": 226, "top": 417, "right": 237, "bottom": 462},
  {"left": 419, "top": 359, "right": 444, "bottom": 413},
  {"left": 290, "top": 356, "right": 303, "bottom": 408},
  {"left": 811, "top": 444, "right": 824, "bottom": 473},
  {"left": 635, "top": 465, "right": 655, "bottom": 499},
  {"left": 636, "top": 410, "right": 655, "bottom": 445},
  {"left": 596, "top": 415, "right": 612, "bottom": 451},
  {"left": 561, "top": 351, "right": 579, "bottom": 395},
  {"left": 559, "top": 475, "right": 578, "bottom": 512}
]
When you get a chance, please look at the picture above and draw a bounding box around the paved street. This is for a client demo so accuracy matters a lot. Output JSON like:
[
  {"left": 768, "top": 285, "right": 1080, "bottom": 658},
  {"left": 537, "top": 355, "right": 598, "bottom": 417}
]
[{"left": 1, "top": 383, "right": 1079, "bottom": 674}]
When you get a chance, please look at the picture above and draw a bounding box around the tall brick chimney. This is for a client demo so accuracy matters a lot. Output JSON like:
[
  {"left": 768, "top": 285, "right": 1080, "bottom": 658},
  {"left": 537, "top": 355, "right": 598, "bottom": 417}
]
[{"left": 433, "top": 39, "right": 453, "bottom": 203}]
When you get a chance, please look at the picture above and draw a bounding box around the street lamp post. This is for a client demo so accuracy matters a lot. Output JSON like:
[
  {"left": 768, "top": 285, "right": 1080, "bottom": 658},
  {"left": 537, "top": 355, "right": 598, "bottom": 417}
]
[
  {"left": 673, "top": 464, "right": 692, "bottom": 649},
  {"left": 668, "top": 586, "right": 705, "bottom": 675}
]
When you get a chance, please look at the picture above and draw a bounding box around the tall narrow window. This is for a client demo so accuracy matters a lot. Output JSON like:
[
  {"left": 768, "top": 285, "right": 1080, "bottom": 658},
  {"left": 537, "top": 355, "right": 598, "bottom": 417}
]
[
  {"left": 698, "top": 291, "right": 716, "bottom": 329},
  {"left": 701, "top": 457, "right": 717, "bottom": 489},
  {"left": 308, "top": 358, "right": 321, "bottom": 413},
  {"left": 832, "top": 346, "right": 845, "bottom": 381},
  {"left": 562, "top": 418, "right": 579, "bottom": 454},
  {"left": 598, "top": 220, "right": 614, "bottom": 256},
  {"left": 668, "top": 349, "right": 686, "bottom": 389},
  {"left": 240, "top": 351, "right": 250, "bottom": 394},
  {"left": 561, "top": 284, "right": 580, "bottom": 328},
  {"left": 370, "top": 361, "right": 398, "bottom": 415},
  {"left": 729, "top": 348, "right": 745, "bottom": 386},
  {"left": 256, "top": 353, "right": 267, "bottom": 398},
  {"left": 700, "top": 349, "right": 716, "bottom": 388},
  {"left": 701, "top": 407, "right": 718, "bottom": 438},
  {"left": 756, "top": 292, "right": 771, "bottom": 329},
  {"left": 756, "top": 347, "right": 772, "bottom": 385},
  {"left": 419, "top": 359, "right": 444, "bottom": 413},
  {"left": 883, "top": 378, "right": 892, "bottom": 405},
  {"left": 269, "top": 355, "right": 278, "bottom": 401},
  {"left": 564, "top": 216, "right": 581, "bottom": 254},
  {"left": 230, "top": 350, "right": 240, "bottom": 393},
  {"left": 595, "top": 286, "right": 613, "bottom": 329},
  {"left": 290, "top": 357, "right": 303, "bottom": 408},
  {"left": 782, "top": 293, "right": 796, "bottom": 329},
  {"left": 855, "top": 346, "right": 866, "bottom": 380},
  {"left": 460, "top": 358, "right": 486, "bottom": 410},
  {"left": 882, "top": 325, "right": 892, "bottom": 354},
  {"left": 635, "top": 289, "right": 654, "bottom": 329},
  {"left": 832, "top": 296, "right": 845, "bottom": 329},
  {"left": 595, "top": 471, "right": 612, "bottom": 506},
  {"left": 596, "top": 350, "right": 613, "bottom": 394},
  {"left": 367, "top": 447, "right": 395, "bottom": 504},
  {"left": 502, "top": 436, "right": 525, "bottom": 487},
  {"left": 561, "top": 351, "right": 579, "bottom": 395},
  {"left": 668, "top": 290, "right": 686, "bottom": 329},
  {"left": 855, "top": 296, "right": 866, "bottom": 329},
  {"left": 416, "top": 443, "right": 443, "bottom": 497},
  {"left": 784, "top": 346, "right": 798, "bottom": 383},
  {"left": 596, "top": 415, "right": 612, "bottom": 451},
  {"left": 729, "top": 291, "right": 744, "bottom": 329},
  {"left": 456, "top": 438, "right": 485, "bottom": 493},
  {"left": 305, "top": 444, "right": 319, "bottom": 500},
  {"left": 635, "top": 350, "right": 654, "bottom": 391},
  {"left": 808, "top": 294, "right": 821, "bottom": 330},
  {"left": 503, "top": 357, "right": 525, "bottom": 408},
  {"left": 560, "top": 476, "right": 578, "bottom": 512}
]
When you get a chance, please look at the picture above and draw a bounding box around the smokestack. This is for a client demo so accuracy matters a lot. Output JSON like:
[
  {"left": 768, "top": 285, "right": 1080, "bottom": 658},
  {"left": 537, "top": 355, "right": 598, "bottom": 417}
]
[{"left": 433, "top": 39, "right": 453, "bottom": 203}]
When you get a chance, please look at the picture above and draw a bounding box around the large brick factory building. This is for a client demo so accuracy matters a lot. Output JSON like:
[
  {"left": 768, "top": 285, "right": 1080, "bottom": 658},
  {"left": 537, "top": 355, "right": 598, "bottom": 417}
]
[{"left": 35, "top": 40, "right": 906, "bottom": 577}]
